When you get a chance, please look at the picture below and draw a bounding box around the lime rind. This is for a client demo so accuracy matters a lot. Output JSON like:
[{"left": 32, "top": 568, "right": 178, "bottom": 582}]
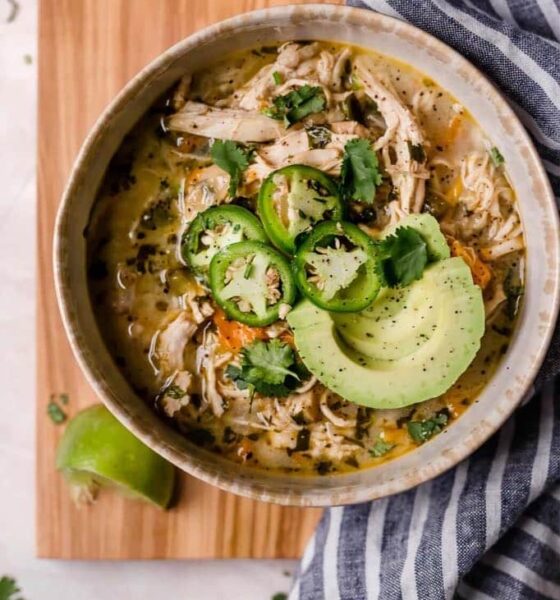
[{"left": 56, "top": 404, "right": 175, "bottom": 509}]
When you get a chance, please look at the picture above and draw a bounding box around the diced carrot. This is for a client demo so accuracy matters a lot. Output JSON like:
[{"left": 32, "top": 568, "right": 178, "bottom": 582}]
[
  {"left": 450, "top": 239, "right": 492, "bottom": 289},
  {"left": 213, "top": 308, "right": 267, "bottom": 352},
  {"left": 280, "top": 330, "right": 295, "bottom": 346}
]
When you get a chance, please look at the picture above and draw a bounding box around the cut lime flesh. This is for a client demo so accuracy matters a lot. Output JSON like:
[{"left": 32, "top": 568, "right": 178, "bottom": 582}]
[{"left": 56, "top": 404, "right": 175, "bottom": 509}]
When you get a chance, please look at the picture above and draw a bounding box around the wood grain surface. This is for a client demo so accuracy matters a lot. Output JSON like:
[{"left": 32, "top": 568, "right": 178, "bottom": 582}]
[{"left": 36, "top": 0, "right": 342, "bottom": 560}]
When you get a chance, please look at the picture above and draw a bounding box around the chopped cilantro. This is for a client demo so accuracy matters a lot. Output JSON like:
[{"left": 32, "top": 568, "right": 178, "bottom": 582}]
[
  {"left": 166, "top": 385, "right": 187, "bottom": 399},
  {"left": 489, "top": 146, "right": 505, "bottom": 167},
  {"left": 264, "top": 85, "right": 326, "bottom": 127},
  {"left": 47, "top": 399, "right": 66, "bottom": 424},
  {"left": 306, "top": 125, "right": 332, "bottom": 149},
  {"left": 226, "top": 339, "right": 306, "bottom": 397},
  {"left": 0, "top": 576, "right": 24, "bottom": 600},
  {"left": 377, "top": 227, "right": 428, "bottom": 287},
  {"left": 272, "top": 71, "right": 283, "bottom": 85},
  {"left": 340, "top": 138, "right": 383, "bottom": 204},
  {"left": 407, "top": 411, "right": 449, "bottom": 444},
  {"left": 369, "top": 437, "right": 395, "bottom": 457},
  {"left": 210, "top": 140, "right": 252, "bottom": 197},
  {"left": 351, "top": 74, "right": 362, "bottom": 90},
  {"left": 272, "top": 594, "right": 288, "bottom": 600}
]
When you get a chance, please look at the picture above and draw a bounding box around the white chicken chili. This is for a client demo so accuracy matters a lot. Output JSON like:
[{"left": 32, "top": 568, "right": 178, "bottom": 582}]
[{"left": 87, "top": 41, "right": 524, "bottom": 475}]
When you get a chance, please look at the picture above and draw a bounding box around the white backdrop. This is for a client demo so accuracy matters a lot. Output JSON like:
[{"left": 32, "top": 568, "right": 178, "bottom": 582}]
[{"left": 0, "top": 2, "right": 297, "bottom": 597}]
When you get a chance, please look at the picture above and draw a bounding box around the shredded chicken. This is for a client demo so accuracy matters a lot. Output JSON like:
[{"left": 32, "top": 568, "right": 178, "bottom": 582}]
[
  {"left": 354, "top": 55, "right": 429, "bottom": 216},
  {"left": 180, "top": 165, "right": 230, "bottom": 221},
  {"left": 197, "top": 329, "right": 227, "bottom": 417},
  {"left": 152, "top": 312, "right": 198, "bottom": 375},
  {"left": 167, "top": 101, "right": 286, "bottom": 143},
  {"left": 172, "top": 75, "right": 192, "bottom": 111},
  {"left": 160, "top": 371, "right": 193, "bottom": 417}
]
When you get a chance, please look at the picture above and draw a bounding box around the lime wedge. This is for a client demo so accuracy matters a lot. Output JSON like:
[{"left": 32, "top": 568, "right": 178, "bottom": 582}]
[{"left": 56, "top": 404, "right": 175, "bottom": 509}]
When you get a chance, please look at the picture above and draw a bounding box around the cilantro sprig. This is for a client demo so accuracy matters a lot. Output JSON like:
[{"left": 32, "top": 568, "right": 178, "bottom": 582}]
[
  {"left": 0, "top": 576, "right": 24, "bottom": 600},
  {"left": 377, "top": 227, "right": 428, "bottom": 287},
  {"left": 226, "top": 339, "right": 308, "bottom": 397},
  {"left": 407, "top": 411, "right": 449, "bottom": 444},
  {"left": 210, "top": 140, "right": 253, "bottom": 197},
  {"left": 340, "top": 138, "right": 383, "bottom": 204},
  {"left": 264, "top": 85, "right": 326, "bottom": 127}
]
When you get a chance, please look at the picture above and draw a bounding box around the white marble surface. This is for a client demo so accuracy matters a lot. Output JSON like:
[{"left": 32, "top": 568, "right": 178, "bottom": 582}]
[{"left": 0, "top": 2, "right": 297, "bottom": 597}]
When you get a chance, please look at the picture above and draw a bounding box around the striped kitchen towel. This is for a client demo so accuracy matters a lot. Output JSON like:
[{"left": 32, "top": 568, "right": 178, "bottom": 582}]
[{"left": 290, "top": 1, "right": 560, "bottom": 599}]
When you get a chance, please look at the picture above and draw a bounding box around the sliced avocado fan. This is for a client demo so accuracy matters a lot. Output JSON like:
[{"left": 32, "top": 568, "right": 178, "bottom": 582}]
[
  {"left": 56, "top": 404, "right": 175, "bottom": 509},
  {"left": 287, "top": 257, "right": 485, "bottom": 409}
]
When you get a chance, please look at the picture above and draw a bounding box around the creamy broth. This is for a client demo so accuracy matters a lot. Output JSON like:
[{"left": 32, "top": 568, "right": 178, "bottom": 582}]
[{"left": 87, "top": 42, "right": 524, "bottom": 475}]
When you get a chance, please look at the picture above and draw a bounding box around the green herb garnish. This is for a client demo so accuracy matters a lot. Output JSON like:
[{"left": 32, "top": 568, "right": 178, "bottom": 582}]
[
  {"left": 47, "top": 399, "right": 66, "bottom": 424},
  {"left": 226, "top": 339, "right": 305, "bottom": 397},
  {"left": 264, "top": 85, "right": 326, "bottom": 127},
  {"left": 369, "top": 437, "right": 395, "bottom": 457},
  {"left": 377, "top": 227, "right": 428, "bottom": 287},
  {"left": 166, "top": 385, "right": 187, "bottom": 399},
  {"left": 272, "top": 594, "right": 288, "bottom": 600},
  {"left": 210, "top": 140, "right": 252, "bottom": 197},
  {"left": 489, "top": 146, "right": 505, "bottom": 167},
  {"left": 272, "top": 71, "right": 283, "bottom": 85},
  {"left": 306, "top": 125, "right": 332, "bottom": 149},
  {"left": 340, "top": 138, "right": 383, "bottom": 204},
  {"left": 407, "top": 412, "right": 449, "bottom": 444},
  {"left": 0, "top": 576, "right": 24, "bottom": 600}
]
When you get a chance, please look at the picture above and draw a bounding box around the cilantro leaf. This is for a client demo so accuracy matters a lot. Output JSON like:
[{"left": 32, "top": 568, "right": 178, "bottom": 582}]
[
  {"left": 272, "top": 71, "right": 283, "bottom": 85},
  {"left": 241, "top": 339, "right": 298, "bottom": 384},
  {"left": 226, "top": 339, "right": 304, "bottom": 397},
  {"left": 489, "top": 146, "right": 504, "bottom": 167},
  {"left": 407, "top": 411, "right": 449, "bottom": 444},
  {"left": 340, "top": 138, "right": 383, "bottom": 203},
  {"left": 377, "top": 226, "right": 428, "bottom": 287},
  {"left": 264, "top": 85, "right": 326, "bottom": 127},
  {"left": 0, "top": 576, "right": 24, "bottom": 600},
  {"left": 210, "top": 140, "right": 252, "bottom": 197},
  {"left": 369, "top": 437, "right": 395, "bottom": 457}
]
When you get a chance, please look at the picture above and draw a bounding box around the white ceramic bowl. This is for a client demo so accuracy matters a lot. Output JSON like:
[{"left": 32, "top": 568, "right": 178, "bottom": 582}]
[{"left": 54, "top": 4, "right": 560, "bottom": 506}]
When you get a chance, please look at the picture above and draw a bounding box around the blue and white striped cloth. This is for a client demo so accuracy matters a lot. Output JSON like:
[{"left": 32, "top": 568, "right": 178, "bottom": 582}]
[{"left": 291, "top": 1, "right": 560, "bottom": 598}]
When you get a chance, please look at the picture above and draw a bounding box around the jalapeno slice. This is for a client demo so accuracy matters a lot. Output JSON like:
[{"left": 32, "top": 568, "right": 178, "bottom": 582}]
[
  {"left": 209, "top": 241, "right": 296, "bottom": 327},
  {"left": 293, "top": 221, "right": 380, "bottom": 312},
  {"left": 181, "top": 205, "right": 267, "bottom": 275},
  {"left": 258, "top": 165, "right": 344, "bottom": 254}
]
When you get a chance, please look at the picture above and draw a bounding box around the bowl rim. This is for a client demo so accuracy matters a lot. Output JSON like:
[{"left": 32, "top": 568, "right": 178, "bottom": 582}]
[{"left": 53, "top": 3, "right": 560, "bottom": 506}]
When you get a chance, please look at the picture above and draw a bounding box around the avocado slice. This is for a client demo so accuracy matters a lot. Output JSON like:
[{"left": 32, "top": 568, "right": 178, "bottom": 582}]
[
  {"left": 382, "top": 213, "right": 450, "bottom": 261},
  {"left": 287, "top": 257, "right": 484, "bottom": 409}
]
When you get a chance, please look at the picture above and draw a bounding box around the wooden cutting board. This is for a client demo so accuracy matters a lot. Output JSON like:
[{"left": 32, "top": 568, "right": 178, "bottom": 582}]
[{"left": 36, "top": 0, "right": 343, "bottom": 560}]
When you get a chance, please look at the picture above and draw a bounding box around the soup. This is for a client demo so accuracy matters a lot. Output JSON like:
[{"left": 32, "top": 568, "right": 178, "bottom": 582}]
[{"left": 87, "top": 42, "right": 524, "bottom": 476}]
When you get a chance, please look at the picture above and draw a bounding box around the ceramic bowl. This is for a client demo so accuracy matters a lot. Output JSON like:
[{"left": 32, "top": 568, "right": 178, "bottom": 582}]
[{"left": 54, "top": 4, "right": 560, "bottom": 506}]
